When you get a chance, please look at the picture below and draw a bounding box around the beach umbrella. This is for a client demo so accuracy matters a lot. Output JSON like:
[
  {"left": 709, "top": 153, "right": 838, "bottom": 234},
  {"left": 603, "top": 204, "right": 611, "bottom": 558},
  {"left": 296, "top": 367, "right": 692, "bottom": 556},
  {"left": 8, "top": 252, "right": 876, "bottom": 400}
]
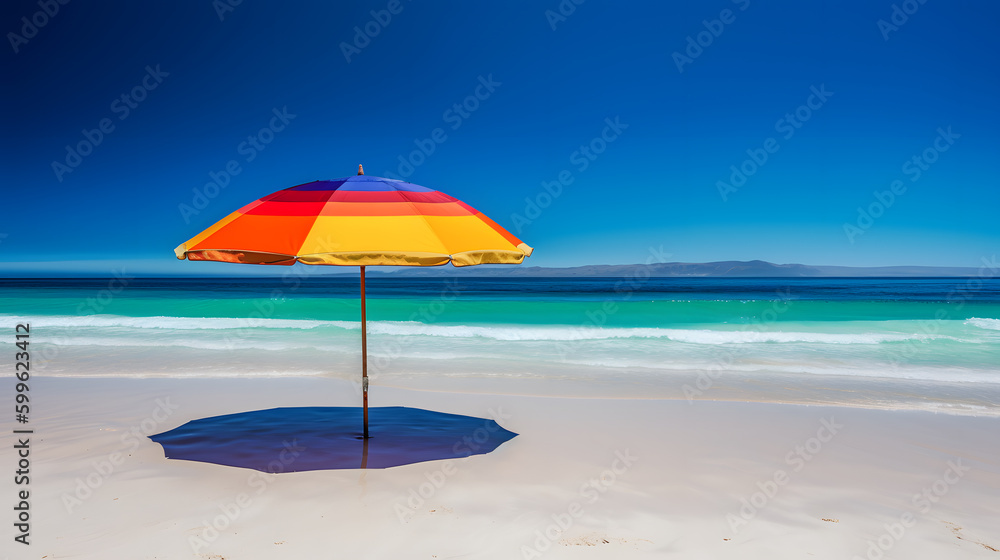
[{"left": 174, "top": 165, "right": 532, "bottom": 438}]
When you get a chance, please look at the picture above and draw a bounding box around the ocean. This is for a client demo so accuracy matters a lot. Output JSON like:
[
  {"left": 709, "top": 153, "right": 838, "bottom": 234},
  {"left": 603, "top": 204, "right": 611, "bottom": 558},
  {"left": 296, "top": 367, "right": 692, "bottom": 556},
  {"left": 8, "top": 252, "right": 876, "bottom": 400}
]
[{"left": 3, "top": 276, "right": 999, "bottom": 408}]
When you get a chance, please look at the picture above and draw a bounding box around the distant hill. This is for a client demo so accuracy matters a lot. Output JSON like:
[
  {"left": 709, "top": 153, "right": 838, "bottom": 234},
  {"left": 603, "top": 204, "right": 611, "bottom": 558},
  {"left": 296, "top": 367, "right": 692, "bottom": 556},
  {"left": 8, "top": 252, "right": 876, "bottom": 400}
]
[
  {"left": 0, "top": 259, "right": 987, "bottom": 278},
  {"left": 373, "top": 260, "right": 984, "bottom": 278}
]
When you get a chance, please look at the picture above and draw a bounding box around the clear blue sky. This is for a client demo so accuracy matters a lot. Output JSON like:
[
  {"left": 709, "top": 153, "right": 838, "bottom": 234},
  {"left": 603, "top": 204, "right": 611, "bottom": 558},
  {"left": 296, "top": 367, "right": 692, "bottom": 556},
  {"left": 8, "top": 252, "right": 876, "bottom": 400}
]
[{"left": 2, "top": 1, "right": 998, "bottom": 275}]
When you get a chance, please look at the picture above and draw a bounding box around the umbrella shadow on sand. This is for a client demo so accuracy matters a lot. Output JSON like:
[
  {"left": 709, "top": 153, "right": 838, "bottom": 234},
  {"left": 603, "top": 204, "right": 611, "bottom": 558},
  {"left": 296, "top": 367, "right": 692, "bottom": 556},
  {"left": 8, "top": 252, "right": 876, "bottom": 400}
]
[{"left": 149, "top": 406, "right": 517, "bottom": 471}]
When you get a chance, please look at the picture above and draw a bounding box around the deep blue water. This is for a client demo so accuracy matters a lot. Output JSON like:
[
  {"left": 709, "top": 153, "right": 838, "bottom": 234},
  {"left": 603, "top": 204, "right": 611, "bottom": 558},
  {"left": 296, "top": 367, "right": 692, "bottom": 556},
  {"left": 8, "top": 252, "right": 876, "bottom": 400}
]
[{"left": 3, "top": 276, "right": 1000, "bottom": 302}]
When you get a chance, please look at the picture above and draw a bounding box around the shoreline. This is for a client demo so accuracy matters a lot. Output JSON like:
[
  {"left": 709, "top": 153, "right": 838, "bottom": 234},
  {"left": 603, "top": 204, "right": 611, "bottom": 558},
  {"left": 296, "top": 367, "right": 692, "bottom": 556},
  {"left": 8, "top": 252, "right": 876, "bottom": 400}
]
[{"left": 29, "top": 366, "right": 1000, "bottom": 418}]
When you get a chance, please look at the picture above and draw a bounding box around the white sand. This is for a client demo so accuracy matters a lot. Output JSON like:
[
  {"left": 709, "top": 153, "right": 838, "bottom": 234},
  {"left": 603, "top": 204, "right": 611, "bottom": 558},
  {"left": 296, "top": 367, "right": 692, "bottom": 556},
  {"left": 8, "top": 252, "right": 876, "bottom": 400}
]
[{"left": 10, "top": 375, "right": 1000, "bottom": 559}]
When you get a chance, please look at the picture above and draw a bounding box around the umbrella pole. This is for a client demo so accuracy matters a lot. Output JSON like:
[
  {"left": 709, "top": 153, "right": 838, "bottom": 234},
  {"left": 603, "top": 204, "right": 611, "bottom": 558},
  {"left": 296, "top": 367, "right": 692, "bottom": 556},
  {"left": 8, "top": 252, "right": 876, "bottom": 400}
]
[{"left": 361, "top": 265, "right": 369, "bottom": 439}]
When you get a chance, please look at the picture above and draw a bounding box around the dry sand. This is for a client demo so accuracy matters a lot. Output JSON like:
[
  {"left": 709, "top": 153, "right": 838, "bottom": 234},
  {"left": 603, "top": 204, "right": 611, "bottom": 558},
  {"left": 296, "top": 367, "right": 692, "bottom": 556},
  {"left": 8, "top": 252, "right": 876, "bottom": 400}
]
[{"left": 7, "top": 375, "right": 1000, "bottom": 559}]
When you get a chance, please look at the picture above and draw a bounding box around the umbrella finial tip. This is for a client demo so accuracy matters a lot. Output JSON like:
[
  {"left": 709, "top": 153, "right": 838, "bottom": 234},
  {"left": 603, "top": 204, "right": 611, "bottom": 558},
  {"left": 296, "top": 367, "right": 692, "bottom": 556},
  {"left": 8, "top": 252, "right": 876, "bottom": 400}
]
[{"left": 358, "top": 164, "right": 364, "bottom": 176}]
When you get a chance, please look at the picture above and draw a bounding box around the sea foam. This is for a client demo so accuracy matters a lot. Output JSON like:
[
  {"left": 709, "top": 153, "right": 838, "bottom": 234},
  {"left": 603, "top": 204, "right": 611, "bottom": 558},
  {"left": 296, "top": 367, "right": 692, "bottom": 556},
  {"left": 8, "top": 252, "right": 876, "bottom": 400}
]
[
  {"left": 0, "top": 314, "right": 958, "bottom": 345},
  {"left": 0, "top": 314, "right": 345, "bottom": 330},
  {"left": 967, "top": 317, "right": 1000, "bottom": 331}
]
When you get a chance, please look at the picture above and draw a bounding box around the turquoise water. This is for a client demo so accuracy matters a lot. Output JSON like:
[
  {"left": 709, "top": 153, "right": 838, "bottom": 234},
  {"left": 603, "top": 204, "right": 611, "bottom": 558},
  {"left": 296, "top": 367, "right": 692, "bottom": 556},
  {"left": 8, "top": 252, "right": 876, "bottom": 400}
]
[{"left": 1, "top": 277, "right": 998, "bottom": 384}]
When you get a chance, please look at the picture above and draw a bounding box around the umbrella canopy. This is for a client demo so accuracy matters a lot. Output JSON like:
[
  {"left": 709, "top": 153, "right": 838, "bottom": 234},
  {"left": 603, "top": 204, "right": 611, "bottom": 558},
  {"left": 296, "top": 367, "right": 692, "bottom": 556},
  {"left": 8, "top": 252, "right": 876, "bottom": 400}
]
[
  {"left": 174, "top": 168, "right": 532, "bottom": 267},
  {"left": 174, "top": 166, "right": 532, "bottom": 439}
]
